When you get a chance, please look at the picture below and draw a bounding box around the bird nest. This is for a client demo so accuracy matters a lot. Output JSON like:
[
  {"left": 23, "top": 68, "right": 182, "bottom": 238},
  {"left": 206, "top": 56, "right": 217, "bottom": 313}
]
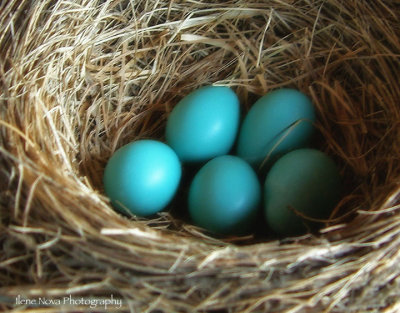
[{"left": 1, "top": 1, "right": 400, "bottom": 312}]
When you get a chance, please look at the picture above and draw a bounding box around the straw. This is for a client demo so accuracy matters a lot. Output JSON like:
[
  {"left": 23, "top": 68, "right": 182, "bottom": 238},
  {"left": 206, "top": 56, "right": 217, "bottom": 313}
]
[{"left": 1, "top": 0, "right": 400, "bottom": 312}]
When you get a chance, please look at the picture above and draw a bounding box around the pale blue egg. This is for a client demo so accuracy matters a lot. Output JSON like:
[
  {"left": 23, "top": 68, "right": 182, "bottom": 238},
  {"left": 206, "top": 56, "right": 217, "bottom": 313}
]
[
  {"left": 188, "top": 155, "right": 261, "bottom": 235},
  {"left": 237, "top": 88, "right": 315, "bottom": 169},
  {"left": 166, "top": 85, "right": 240, "bottom": 163},
  {"left": 103, "top": 140, "right": 181, "bottom": 217},
  {"left": 264, "top": 149, "right": 341, "bottom": 236}
]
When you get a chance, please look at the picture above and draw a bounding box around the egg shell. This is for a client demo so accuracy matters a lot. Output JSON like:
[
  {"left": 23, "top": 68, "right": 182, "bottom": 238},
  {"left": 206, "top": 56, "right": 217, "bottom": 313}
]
[
  {"left": 166, "top": 85, "right": 240, "bottom": 163},
  {"left": 237, "top": 88, "right": 315, "bottom": 169},
  {"left": 188, "top": 155, "right": 261, "bottom": 235},
  {"left": 264, "top": 148, "right": 341, "bottom": 236},
  {"left": 103, "top": 140, "right": 181, "bottom": 217}
]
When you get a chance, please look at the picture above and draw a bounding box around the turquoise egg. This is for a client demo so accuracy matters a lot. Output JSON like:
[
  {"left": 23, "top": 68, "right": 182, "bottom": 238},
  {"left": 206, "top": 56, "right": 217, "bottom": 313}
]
[
  {"left": 237, "top": 88, "right": 315, "bottom": 169},
  {"left": 103, "top": 140, "right": 181, "bottom": 217},
  {"left": 166, "top": 85, "right": 240, "bottom": 163},
  {"left": 188, "top": 155, "right": 261, "bottom": 235},
  {"left": 264, "top": 149, "right": 341, "bottom": 236}
]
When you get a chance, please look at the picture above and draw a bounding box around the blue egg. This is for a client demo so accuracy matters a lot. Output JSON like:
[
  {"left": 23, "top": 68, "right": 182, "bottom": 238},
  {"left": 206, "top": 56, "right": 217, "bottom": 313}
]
[
  {"left": 188, "top": 155, "right": 261, "bottom": 234},
  {"left": 166, "top": 85, "right": 240, "bottom": 163},
  {"left": 237, "top": 88, "right": 315, "bottom": 169},
  {"left": 264, "top": 149, "right": 341, "bottom": 236},
  {"left": 103, "top": 140, "right": 181, "bottom": 217}
]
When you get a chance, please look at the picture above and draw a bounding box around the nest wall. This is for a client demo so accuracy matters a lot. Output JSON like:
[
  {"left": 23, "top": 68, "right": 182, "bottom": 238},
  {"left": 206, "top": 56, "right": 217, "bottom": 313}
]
[{"left": 1, "top": 0, "right": 400, "bottom": 312}]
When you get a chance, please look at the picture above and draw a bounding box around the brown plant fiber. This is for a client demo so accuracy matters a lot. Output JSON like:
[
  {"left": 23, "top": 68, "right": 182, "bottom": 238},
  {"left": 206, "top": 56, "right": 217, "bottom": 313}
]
[{"left": 1, "top": 0, "right": 400, "bottom": 312}]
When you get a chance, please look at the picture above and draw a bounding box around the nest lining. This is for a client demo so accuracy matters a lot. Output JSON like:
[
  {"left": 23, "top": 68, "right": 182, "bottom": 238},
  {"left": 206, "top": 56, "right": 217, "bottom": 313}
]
[{"left": 1, "top": 0, "right": 400, "bottom": 312}]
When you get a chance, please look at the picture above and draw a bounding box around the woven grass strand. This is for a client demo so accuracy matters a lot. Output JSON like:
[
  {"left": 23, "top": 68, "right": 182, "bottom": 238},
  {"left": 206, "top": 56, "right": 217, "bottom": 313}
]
[{"left": 1, "top": 0, "right": 400, "bottom": 312}]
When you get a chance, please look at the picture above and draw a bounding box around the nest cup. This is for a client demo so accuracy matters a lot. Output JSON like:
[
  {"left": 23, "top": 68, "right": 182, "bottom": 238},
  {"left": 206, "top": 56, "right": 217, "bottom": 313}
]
[{"left": 1, "top": 1, "right": 400, "bottom": 312}]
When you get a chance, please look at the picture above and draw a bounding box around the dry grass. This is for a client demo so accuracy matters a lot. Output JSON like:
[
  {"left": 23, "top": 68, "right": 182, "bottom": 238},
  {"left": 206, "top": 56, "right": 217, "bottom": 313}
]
[{"left": 1, "top": 0, "right": 400, "bottom": 312}]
